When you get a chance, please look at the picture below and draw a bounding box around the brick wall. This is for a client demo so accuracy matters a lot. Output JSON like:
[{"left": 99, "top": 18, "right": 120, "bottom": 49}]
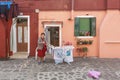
[
  {"left": 21, "top": 12, "right": 38, "bottom": 56},
  {"left": 14, "top": 0, "right": 120, "bottom": 11},
  {"left": 1, "top": 0, "right": 120, "bottom": 11},
  {"left": 0, "top": 19, "right": 6, "bottom": 58}
]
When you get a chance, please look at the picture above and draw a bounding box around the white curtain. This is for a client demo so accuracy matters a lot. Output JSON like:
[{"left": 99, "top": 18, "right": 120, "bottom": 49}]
[
  {"left": 45, "top": 27, "right": 52, "bottom": 45},
  {"left": 10, "top": 18, "right": 17, "bottom": 53},
  {"left": 44, "top": 27, "right": 53, "bottom": 54}
]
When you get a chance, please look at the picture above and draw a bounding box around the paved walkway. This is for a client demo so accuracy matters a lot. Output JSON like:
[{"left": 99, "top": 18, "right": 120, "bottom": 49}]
[{"left": 0, "top": 57, "right": 120, "bottom": 80}]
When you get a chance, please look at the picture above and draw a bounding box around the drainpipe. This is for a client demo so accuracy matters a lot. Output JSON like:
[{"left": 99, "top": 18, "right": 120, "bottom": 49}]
[
  {"left": 71, "top": 0, "right": 74, "bottom": 20},
  {"left": 68, "top": 0, "right": 74, "bottom": 20}
]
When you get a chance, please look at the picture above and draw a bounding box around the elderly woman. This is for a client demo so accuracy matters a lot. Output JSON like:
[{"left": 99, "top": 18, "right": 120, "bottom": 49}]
[{"left": 37, "top": 33, "right": 47, "bottom": 64}]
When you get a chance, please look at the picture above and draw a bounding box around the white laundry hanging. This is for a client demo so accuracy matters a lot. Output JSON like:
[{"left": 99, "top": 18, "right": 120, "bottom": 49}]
[{"left": 53, "top": 46, "right": 74, "bottom": 64}]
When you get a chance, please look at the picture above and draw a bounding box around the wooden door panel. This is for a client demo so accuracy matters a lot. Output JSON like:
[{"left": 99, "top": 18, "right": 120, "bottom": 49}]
[{"left": 17, "top": 18, "right": 28, "bottom": 52}]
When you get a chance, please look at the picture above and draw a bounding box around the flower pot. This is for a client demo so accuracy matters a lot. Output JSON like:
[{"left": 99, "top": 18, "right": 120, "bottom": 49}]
[{"left": 89, "top": 40, "right": 93, "bottom": 45}]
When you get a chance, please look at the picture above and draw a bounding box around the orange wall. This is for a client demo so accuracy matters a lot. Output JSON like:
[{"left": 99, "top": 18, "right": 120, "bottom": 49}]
[
  {"left": 100, "top": 10, "right": 120, "bottom": 58},
  {"left": 38, "top": 11, "right": 106, "bottom": 57}
]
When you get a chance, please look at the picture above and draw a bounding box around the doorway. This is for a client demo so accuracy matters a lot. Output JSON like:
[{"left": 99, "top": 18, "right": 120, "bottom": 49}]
[
  {"left": 44, "top": 24, "right": 62, "bottom": 47},
  {"left": 10, "top": 16, "right": 30, "bottom": 59},
  {"left": 48, "top": 27, "right": 59, "bottom": 46}
]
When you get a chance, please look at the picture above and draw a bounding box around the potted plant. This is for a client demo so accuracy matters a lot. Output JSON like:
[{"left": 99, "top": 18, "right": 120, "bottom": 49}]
[
  {"left": 82, "top": 47, "right": 88, "bottom": 58},
  {"left": 77, "top": 39, "right": 80, "bottom": 45},
  {"left": 79, "top": 32, "right": 83, "bottom": 36},
  {"left": 86, "top": 40, "right": 89, "bottom": 45},
  {"left": 85, "top": 40, "right": 89, "bottom": 45},
  {"left": 76, "top": 48, "right": 82, "bottom": 53},
  {"left": 89, "top": 40, "right": 93, "bottom": 45},
  {"left": 83, "top": 40, "right": 88, "bottom": 45},
  {"left": 82, "top": 47, "right": 88, "bottom": 52},
  {"left": 77, "top": 39, "right": 83, "bottom": 45},
  {"left": 76, "top": 48, "right": 82, "bottom": 57},
  {"left": 79, "top": 40, "right": 83, "bottom": 45}
]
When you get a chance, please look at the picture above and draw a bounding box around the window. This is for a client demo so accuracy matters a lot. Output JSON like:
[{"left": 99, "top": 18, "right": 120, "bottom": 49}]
[{"left": 74, "top": 16, "right": 96, "bottom": 37}]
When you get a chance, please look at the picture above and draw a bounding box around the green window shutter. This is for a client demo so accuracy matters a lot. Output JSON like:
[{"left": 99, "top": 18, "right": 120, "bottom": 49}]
[
  {"left": 74, "top": 18, "right": 80, "bottom": 36},
  {"left": 90, "top": 18, "right": 96, "bottom": 36}
]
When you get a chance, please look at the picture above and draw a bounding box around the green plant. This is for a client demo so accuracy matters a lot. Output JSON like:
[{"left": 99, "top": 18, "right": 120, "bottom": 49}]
[
  {"left": 89, "top": 40, "right": 93, "bottom": 45},
  {"left": 82, "top": 47, "right": 88, "bottom": 52},
  {"left": 86, "top": 40, "right": 89, "bottom": 44},
  {"left": 79, "top": 40, "right": 83, "bottom": 45},
  {"left": 79, "top": 32, "right": 83, "bottom": 36},
  {"left": 79, "top": 32, "right": 85, "bottom": 36},
  {"left": 76, "top": 48, "right": 82, "bottom": 53},
  {"left": 77, "top": 39, "right": 82, "bottom": 45},
  {"left": 82, "top": 47, "right": 88, "bottom": 58},
  {"left": 77, "top": 39, "right": 80, "bottom": 45},
  {"left": 85, "top": 40, "right": 89, "bottom": 44},
  {"left": 77, "top": 39, "right": 93, "bottom": 45}
]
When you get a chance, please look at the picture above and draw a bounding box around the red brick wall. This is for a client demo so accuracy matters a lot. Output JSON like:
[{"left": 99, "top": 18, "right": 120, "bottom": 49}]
[
  {"left": 0, "top": 13, "right": 38, "bottom": 57},
  {"left": 1, "top": 0, "right": 120, "bottom": 10},
  {"left": 0, "top": 19, "right": 6, "bottom": 58},
  {"left": 107, "top": 0, "right": 120, "bottom": 9},
  {"left": 15, "top": 0, "right": 71, "bottom": 11},
  {"left": 14, "top": 0, "right": 120, "bottom": 11},
  {"left": 29, "top": 13, "right": 38, "bottom": 56},
  {"left": 22, "top": 12, "right": 38, "bottom": 56},
  {"left": 74, "top": 0, "right": 107, "bottom": 10}
]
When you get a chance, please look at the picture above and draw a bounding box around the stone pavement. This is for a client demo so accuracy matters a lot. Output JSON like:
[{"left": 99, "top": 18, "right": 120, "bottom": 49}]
[{"left": 0, "top": 57, "right": 120, "bottom": 80}]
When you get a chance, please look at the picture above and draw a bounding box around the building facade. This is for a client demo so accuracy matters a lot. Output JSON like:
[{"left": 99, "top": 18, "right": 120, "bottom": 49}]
[{"left": 0, "top": 0, "right": 120, "bottom": 59}]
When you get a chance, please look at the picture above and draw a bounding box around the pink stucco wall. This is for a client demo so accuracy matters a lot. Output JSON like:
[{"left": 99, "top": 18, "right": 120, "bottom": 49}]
[
  {"left": 38, "top": 11, "right": 106, "bottom": 57},
  {"left": 100, "top": 10, "right": 120, "bottom": 58}
]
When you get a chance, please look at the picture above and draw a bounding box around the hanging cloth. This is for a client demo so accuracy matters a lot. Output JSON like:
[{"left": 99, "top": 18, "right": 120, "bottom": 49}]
[
  {"left": 0, "top": 1, "right": 12, "bottom": 9},
  {"left": 0, "top": 1, "right": 12, "bottom": 21},
  {"left": 9, "top": 3, "right": 19, "bottom": 19},
  {"left": 7, "top": 2, "right": 19, "bottom": 57},
  {"left": 0, "top": 5, "right": 9, "bottom": 20}
]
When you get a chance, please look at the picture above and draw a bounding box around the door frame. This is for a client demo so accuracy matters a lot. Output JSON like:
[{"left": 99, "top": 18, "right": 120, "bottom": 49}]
[
  {"left": 17, "top": 15, "right": 30, "bottom": 56},
  {"left": 44, "top": 24, "right": 62, "bottom": 47}
]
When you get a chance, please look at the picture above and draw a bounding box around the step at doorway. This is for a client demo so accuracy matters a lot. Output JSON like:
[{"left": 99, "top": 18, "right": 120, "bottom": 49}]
[
  {"left": 10, "top": 52, "right": 28, "bottom": 59},
  {"left": 10, "top": 16, "right": 30, "bottom": 59}
]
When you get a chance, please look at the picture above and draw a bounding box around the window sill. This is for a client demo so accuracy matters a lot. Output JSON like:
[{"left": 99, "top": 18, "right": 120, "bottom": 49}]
[{"left": 76, "top": 36, "right": 94, "bottom": 39}]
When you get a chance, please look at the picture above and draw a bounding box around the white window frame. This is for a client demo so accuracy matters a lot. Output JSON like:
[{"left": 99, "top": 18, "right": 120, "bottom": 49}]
[
  {"left": 44, "top": 24, "right": 62, "bottom": 47},
  {"left": 75, "top": 16, "right": 95, "bottom": 38},
  {"left": 17, "top": 15, "right": 30, "bottom": 57}
]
